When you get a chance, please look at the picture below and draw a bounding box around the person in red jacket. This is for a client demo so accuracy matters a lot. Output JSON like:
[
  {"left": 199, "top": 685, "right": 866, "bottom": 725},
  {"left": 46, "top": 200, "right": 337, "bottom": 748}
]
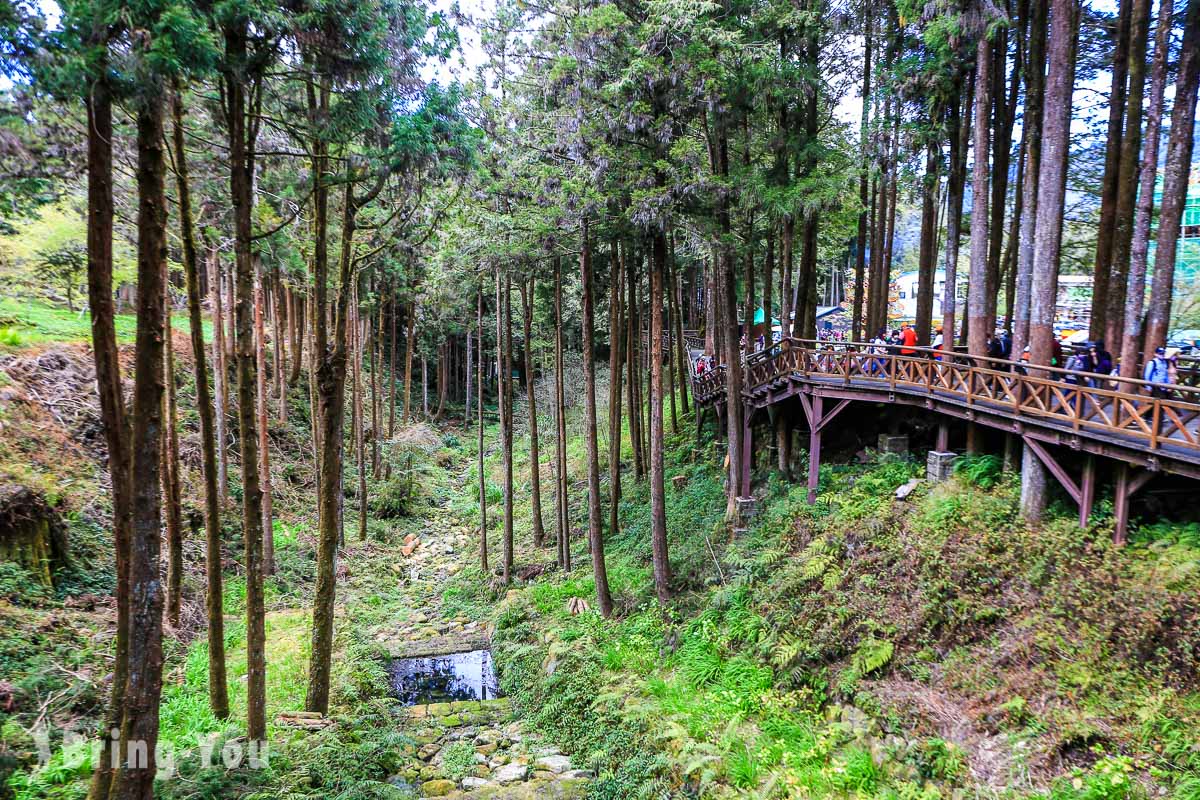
[{"left": 899, "top": 323, "right": 917, "bottom": 356}]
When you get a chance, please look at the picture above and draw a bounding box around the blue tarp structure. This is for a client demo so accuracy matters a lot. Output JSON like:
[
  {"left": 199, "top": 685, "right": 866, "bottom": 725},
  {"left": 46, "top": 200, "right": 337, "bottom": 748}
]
[{"left": 752, "top": 307, "right": 781, "bottom": 325}]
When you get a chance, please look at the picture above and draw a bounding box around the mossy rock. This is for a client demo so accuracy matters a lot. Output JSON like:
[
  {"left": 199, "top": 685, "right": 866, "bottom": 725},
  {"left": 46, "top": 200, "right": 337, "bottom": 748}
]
[{"left": 0, "top": 484, "right": 69, "bottom": 589}]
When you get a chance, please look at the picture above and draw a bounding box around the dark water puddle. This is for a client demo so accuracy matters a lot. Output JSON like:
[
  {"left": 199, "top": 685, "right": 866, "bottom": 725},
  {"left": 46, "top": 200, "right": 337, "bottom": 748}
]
[{"left": 387, "top": 649, "right": 503, "bottom": 705}]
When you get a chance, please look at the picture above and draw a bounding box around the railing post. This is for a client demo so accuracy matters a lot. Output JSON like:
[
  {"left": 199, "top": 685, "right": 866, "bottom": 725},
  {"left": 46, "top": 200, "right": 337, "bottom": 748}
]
[{"left": 1150, "top": 400, "right": 1160, "bottom": 450}]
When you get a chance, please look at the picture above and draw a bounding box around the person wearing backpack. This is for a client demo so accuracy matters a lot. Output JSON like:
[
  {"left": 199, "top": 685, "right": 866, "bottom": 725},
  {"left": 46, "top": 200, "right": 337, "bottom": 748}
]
[{"left": 1143, "top": 347, "right": 1173, "bottom": 398}]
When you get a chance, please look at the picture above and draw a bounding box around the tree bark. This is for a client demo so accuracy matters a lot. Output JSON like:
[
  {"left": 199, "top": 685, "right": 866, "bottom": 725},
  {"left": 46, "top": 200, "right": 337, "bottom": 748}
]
[
  {"left": 502, "top": 276, "right": 515, "bottom": 581},
  {"left": 967, "top": 33, "right": 993, "bottom": 358},
  {"left": 223, "top": 23, "right": 267, "bottom": 742},
  {"left": 553, "top": 261, "right": 570, "bottom": 572},
  {"left": 915, "top": 139, "right": 940, "bottom": 344},
  {"left": 1143, "top": 0, "right": 1200, "bottom": 359},
  {"left": 1013, "top": 0, "right": 1048, "bottom": 359},
  {"left": 853, "top": 13, "right": 872, "bottom": 341},
  {"left": 519, "top": 278, "right": 546, "bottom": 547},
  {"left": 1090, "top": 0, "right": 1133, "bottom": 339},
  {"left": 170, "top": 89, "right": 229, "bottom": 720},
  {"left": 1105, "top": 0, "right": 1153, "bottom": 353},
  {"left": 356, "top": 304, "right": 368, "bottom": 541},
  {"left": 985, "top": 26, "right": 1016, "bottom": 337},
  {"left": 402, "top": 300, "right": 416, "bottom": 423},
  {"left": 1120, "top": 0, "right": 1173, "bottom": 379},
  {"left": 114, "top": 94, "right": 169, "bottom": 800},
  {"left": 209, "top": 249, "right": 229, "bottom": 508},
  {"left": 84, "top": 54, "right": 133, "bottom": 800},
  {"left": 580, "top": 219, "right": 614, "bottom": 616},
  {"left": 162, "top": 263, "right": 183, "bottom": 629},
  {"left": 477, "top": 289, "right": 488, "bottom": 572},
  {"left": 607, "top": 239, "right": 625, "bottom": 541},
  {"left": 649, "top": 228, "right": 671, "bottom": 605},
  {"left": 941, "top": 75, "right": 971, "bottom": 347},
  {"left": 626, "top": 249, "right": 645, "bottom": 480},
  {"left": 255, "top": 260, "right": 274, "bottom": 575}
]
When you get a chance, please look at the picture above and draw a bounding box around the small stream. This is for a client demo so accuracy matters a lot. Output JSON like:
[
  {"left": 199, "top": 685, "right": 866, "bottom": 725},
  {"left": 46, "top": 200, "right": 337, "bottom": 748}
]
[{"left": 387, "top": 649, "right": 503, "bottom": 705}]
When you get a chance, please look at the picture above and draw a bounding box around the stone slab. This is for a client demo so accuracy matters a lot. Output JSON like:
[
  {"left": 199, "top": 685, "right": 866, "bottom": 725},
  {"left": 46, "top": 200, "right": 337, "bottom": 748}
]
[{"left": 387, "top": 632, "right": 490, "bottom": 659}]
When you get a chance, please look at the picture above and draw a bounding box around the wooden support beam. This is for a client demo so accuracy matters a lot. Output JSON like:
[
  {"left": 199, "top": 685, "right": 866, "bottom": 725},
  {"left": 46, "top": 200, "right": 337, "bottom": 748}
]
[
  {"left": 935, "top": 422, "right": 949, "bottom": 452},
  {"left": 1023, "top": 436, "right": 1101, "bottom": 532},
  {"left": 1113, "top": 463, "right": 1155, "bottom": 546},
  {"left": 1023, "top": 436, "right": 1081, "bottom": 504},
  {"left": 1079, "top": 455, "right": 1095, "bottom": 528},
  {"left": 814, "top": 399, "right": 851, "bottom": 433},
  {"left": 807, "top": 395, "right": 823, "bottom": 504},
  {"left": 739, "top": 406, "right": 753, "bottom": 498}
]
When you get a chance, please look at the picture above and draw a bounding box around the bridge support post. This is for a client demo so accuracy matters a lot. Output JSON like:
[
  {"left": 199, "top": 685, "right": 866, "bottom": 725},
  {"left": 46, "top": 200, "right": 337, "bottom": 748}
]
[
  {"left": 806, "top": 396, "right": 822, "bottom": 504},
  {"left": 1113, "top": 463, "right": 1154, "bottom": 546},
  {"left": 799, "top": 394, "right": 851, "bottom": 504},
  {"left": 1079, "top": 455, "right": 1095, "bottom": 528},
  {"left": 935, "top": 423, "right": 949, "bottom": 453},
  {"left": 739, "top": 406, "right": 753, "bottom": 498}
]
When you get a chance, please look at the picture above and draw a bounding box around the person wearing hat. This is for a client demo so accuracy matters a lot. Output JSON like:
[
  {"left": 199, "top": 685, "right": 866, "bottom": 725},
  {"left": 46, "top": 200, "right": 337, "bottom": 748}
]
[{"left": 1143, "top": 347, "right": 1174, "bottom": 398}]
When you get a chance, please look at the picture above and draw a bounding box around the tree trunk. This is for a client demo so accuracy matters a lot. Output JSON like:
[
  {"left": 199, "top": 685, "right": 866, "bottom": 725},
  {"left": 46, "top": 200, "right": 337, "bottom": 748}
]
[
  {"left": 273, "top": 273, "right": 287, "bottom": 423},
  {"left": 915, "top": 139, "right": 940, "bottom": 344},
  {"left": 308, "top": 158, "right": 370, "bottom": 712},
  {"left": 209, "top": 249, "right": 229, "bottom": 508},
  {"left": 1143, "top": 0, "right": 1200, "bottom": 359},
  {"left": 669, "top": 236, "right": 689, "bottom": 415},
  {"left": 466, "top": 304, "right": 474, "bottom": 421},
  {"left": 520, "top": 278, "right": 546, "bottom": 547},
  {"left": 580, "top": 219, "right": 614, "bottom": 616},
  {"left": 170, "top": 89, "right": 229, "bottom": 720},
  {"left": 371, "top": 304, "right": 382, "bottom": 477},
  {"left": 626, "top": 251, "right": 645, "bottom": 480},
  {"left": 715, "top": 114, "right": 744, "bottom": 516},
  {"left": 553, "top": 261, "right": 570, "bottom": 572},
  {"left": 1090, "top": 0, "right": 1133, "bottom": 339},
  {"left": 1105, "top": 0, "right": 1153, "bottom": 353},
  {"left": 607, "top": 239, "right": 625, "bottom": 541},
  {"left": 502, "top": 277, "right": 515, "bottom": 581},
  {"left": 356, "top": 305, "right": 368, "bottom": 541},
  {"left": 223, "top": 26, "right": 267, "bottom": 742},
  {"left": 1120, "top": 0, "right": 1173, "bottom": 379},
  {"left": 389, "top": 290, "right": 398, "bottom": 436},
  {"left": 985, "top": 26, "right": 1016, "bottom": 337},
  {"left": 289, "top": 284, "right": 304, "bottom": 387},
  {"left": 495, "top": 272, "right": 511, "bottom": 582},
  {"left": 649, "top": 228, "right": 671, "bottom": 605},
  {"left": 114, "top": 94, "right": 169, "bottom": 800},
  {"left": 162, "top": 265, "right": 183, "bottom": 629},
  {"left": 255, "top": 261, "right": 274, "bottom": 576},
  {"left": 402, "top": 300, "right": 416, "bottom": 423},
  {"left": 1013, "top": 0, "right": 1048, "bottom": 359},
  {"left": 941, "top": 77, "right": 969, "bottom": 346},
  {"left": 477, "top": 290, "right": 488, "bottom": 573},
  {"left": 84, "top": 57, "right": 134, "bottom": 800},
  {"left": 853, "top": 13, "right": 872, "bottom": 341},
  {"left": 967, "top": 33, "right": 993, "bottom": 358}
]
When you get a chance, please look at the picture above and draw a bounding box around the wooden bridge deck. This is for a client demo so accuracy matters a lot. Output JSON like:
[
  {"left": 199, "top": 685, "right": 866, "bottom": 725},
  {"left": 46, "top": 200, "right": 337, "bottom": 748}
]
[{"left": 689, "top": 339, "right": 1200, "bottom": 539}]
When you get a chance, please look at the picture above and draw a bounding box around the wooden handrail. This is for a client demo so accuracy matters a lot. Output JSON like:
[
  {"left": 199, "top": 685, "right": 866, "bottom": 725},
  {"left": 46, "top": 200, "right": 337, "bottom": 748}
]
[{"left": 689, "top": 338, "right": 1200, "bottom": 457}]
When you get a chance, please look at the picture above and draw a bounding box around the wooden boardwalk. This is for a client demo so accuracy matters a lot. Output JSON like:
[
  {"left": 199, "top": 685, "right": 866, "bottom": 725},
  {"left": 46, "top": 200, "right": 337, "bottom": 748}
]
[{"left": 690, "top": 338, "right": 1200, "bottom": 541}]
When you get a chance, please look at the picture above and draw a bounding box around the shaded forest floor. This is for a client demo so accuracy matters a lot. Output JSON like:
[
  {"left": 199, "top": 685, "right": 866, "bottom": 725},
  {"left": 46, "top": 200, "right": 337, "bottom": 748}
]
[{"left": 1, "top": 315, "right": 1199, "bottom": 799}]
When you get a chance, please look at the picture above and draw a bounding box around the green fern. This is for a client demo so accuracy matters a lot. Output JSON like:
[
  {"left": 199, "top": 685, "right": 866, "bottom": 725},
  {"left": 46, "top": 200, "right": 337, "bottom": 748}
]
[
  {"left": 952, "top": 453, "right": 1002, "bottom": 489},
  {"left": 851, "top": 637, "right": 894, "bottom": 676}
]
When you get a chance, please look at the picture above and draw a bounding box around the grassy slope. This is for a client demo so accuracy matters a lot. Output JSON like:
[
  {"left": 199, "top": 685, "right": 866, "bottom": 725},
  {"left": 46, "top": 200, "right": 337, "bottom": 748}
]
[{"left": 445, "top": 399, "right": 1200, "bottom": 800}]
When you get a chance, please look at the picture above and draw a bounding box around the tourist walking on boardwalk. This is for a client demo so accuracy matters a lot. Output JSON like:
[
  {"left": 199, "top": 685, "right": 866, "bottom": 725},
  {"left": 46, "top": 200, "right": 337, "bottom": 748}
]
[{"left": 1144, "top": 347, "right": 1174, "bottom": 398}]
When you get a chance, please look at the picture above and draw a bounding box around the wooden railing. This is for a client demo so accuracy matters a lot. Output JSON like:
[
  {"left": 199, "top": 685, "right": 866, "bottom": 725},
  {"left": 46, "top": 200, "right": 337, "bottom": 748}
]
[{"left": 693, "top": 338, "right": 1200, "bottom": 458}]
